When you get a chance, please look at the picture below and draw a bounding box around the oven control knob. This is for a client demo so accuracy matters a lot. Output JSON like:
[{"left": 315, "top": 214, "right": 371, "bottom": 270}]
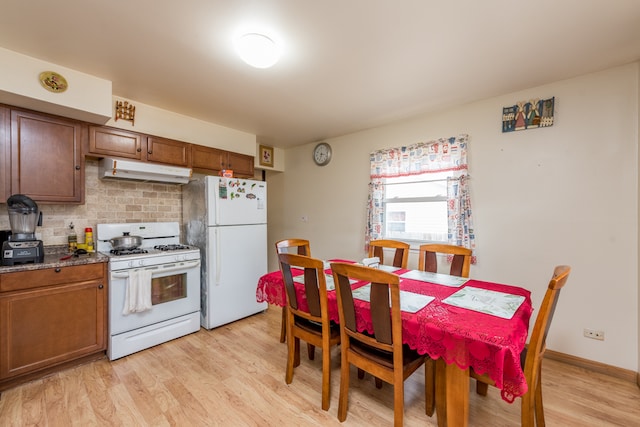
[
  {"left": 137, "top": 260, "right": 145, "bottom": 267},
  {"left": 128, "top": 261, "right": 134, "bottom": 268}
]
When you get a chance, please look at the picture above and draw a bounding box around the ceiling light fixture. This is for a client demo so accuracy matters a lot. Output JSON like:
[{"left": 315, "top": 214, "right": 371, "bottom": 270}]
[{"left": 236, "top": 33, "right": 280, "bottom": 69}]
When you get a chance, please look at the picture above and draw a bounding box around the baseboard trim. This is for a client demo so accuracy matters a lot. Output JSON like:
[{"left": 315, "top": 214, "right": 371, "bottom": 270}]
[{"left": 545, "top": 349, "right": 638, "bottom": 384}]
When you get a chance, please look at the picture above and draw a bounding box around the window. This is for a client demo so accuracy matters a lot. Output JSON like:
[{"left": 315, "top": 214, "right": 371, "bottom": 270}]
[
  {"left": 383, "top": 172, "right": 450, "bottom": 243},
  {"left": 366, "top": 135, "right": 475, "bottom": 256}
]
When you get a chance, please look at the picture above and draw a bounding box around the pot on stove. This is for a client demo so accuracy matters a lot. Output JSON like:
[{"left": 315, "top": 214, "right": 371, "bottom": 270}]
[{"left": 109, "top": 232, "right": 143, "bottom": 250}]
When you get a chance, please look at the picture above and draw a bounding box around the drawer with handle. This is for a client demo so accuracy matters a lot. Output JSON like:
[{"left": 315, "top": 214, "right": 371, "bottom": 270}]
[{"left": 0, "top": 263, "right": 105, "bottom": 292}]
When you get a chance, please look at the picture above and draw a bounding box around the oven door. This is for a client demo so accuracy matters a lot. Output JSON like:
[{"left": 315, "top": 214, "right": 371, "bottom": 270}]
[{"left": 109, "top": 259, "right": 200, "bottom": 335}]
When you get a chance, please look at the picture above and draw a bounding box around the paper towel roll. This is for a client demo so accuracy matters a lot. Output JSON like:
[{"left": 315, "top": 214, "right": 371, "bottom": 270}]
[{"left": 362, "top": 257, "right": 380, "bottom": 268}]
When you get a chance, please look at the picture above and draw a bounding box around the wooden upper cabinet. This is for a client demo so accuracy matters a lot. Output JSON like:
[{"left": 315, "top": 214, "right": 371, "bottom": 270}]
[
  {"left": 0, "top": 106, "right": 9, "bottom": 202},
  {"left": 146, "top": 135, "right": 191, "bottom": 167},
  {"left": 191, "top": 145, "right": 226, "bottom": 172},
  {"left": 10, "top": 109, "right": 85, "bottom": 203},
  {"left": 88, "top": 126, "right": 143, "bottom": 160},
  {"left": 191, "top": 145, "right": 254, "bottom": 177},
  {"left": 227, "top": 152, "right": 254, "bottom": 177}
]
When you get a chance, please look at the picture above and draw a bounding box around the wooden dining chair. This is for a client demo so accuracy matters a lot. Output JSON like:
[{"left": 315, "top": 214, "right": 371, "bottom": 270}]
[
  {"left": 279, "top": 253, "right": 340, "bottom": 411},
  {"left": 418, "top": 243, "right": 472, "bottom": 278},
  {"left": 368, "top": 239, "right": 410, "bottom": 269},
  {"left": 330, "top": 262, "right": 433, "bottom": 426},
  {"left": 275, "top": 239, "right": 311, "bottom": 343},
  {"left": 470, "top": 265, "right": 571, "bottom": 427}
]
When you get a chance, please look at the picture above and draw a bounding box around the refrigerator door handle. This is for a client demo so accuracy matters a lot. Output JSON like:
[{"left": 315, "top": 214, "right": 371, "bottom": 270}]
[{"left": 215, "top": 228, "right": 221, "bottom": 286}]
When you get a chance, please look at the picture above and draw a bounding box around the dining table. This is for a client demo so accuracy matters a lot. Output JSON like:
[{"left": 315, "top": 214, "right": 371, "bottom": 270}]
[{"left": 256, "top": 260, "right": 533, "bottom": 427}]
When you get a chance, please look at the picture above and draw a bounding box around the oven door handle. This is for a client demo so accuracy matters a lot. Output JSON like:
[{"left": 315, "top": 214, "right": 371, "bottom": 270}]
[{"left": 111, "top": 260, "right": 201, "bottom": 279}]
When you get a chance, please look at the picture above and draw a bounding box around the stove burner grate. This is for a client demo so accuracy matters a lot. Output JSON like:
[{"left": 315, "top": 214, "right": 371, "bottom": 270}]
[
  {"left": 110, "top": 248, "right": 149, "bottom": 256},
  {"left": 154, "top": 244, "right": 191, "bottom": 251}
]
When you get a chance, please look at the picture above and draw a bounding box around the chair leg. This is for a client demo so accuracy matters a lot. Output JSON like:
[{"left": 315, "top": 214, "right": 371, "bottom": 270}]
[
  {"left": 375, "top": 377, "right": 383, "bottom": 389},
  {"left": 279, "top": 307, "right": 287, "bottom": 343},
  {"left": 392, "top": 371, "right": 404, "bottom": 427},
  {"left": 534, "top": 367, "right": 545, "bottom": 427},
  {"left": 321, "top": 342, "right": 331, "bottom": 411},
  {"left": 520, "top": 387, "right": 536, "bottom": 427},
  {"left": 357, "top": 368, "right": 365, "bottom": 379},
  {"left": 425, "top": 358, "right": 435, "bottom": 417},
  {"left": 307, "top": 343, "right": 315, "bottom": 360},
  {"left": 476, "top": 380, "right": 489, "bottom": 396},
  {"left": 338, "top": 353, "right": 350, "bottom": 422},
  {"left": 285, "top": 330, "right": 297, "bottom": 384}
]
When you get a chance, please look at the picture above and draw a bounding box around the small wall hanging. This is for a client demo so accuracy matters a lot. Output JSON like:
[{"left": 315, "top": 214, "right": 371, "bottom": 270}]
[
  {"left": 502, "top": 96, "right": 554, "bottom": 132},
  {"left": 115, "top": 100, "right": 136, "bottom": 125},
  {"left": 39, "top": 71, "right": 68, "bottom": 93},
  {"left": 259, "top": 145, "right": 274, "bottom": 167}
]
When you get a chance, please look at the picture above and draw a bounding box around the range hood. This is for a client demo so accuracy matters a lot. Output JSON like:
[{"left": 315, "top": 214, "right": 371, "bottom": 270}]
[{"left": 98, "top": 158, "right": 192, "bottom": 184}]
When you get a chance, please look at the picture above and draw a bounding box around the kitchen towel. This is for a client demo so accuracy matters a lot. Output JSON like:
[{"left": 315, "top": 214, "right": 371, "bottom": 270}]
[{"left": 123, "top": 269, "right": 153, "bottom": 315}]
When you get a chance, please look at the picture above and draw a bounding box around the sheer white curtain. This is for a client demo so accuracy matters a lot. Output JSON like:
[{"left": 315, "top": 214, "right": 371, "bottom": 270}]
[{"left": 365, "top": 134, "right": 475, "bottom": 258}]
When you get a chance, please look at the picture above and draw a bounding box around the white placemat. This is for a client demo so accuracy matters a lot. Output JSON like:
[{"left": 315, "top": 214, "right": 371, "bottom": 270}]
[
  {"left": 352, "top": 283, "right": 434, "bottom": 313},
  {"left": 293, "top": 273, "right": 355, "bottom": 291},
  {"left": 399, "top": 270, "right": 468, "bottom": 287},
  {"left": 442, "top": 286, "right": 525, "bottom": 319}
]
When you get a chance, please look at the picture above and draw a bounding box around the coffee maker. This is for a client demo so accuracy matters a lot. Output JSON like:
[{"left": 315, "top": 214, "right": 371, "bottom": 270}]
[{"left": 1, "top": 194, "right": 44, "bottom": 266}]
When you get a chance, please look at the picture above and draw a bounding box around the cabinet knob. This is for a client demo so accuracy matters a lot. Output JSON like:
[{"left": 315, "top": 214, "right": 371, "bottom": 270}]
[
  {"left": 137, "top": 148, "right": 142, "bottom": 152},
  {"left": 75, "top": 165, "right": 81, "bottom": 170},
  {"left": 98, "top": 284, "right": 104, "bottom": 289},
  {"left": 148, "top": 150, "right": 152, "bottom": 154},
  {"left": 55, "top": 268, "right": 61, "bottom": 273}
]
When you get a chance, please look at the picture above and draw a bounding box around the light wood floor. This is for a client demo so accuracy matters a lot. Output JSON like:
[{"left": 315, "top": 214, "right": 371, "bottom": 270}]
[{"left": 1, "top": 305, "right": 639, "bottom": 426}]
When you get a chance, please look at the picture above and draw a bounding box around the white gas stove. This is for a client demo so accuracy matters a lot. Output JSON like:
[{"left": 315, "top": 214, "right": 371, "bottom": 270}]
[{"left": 96, "top": 222, "right": 201, "bottom": 360}]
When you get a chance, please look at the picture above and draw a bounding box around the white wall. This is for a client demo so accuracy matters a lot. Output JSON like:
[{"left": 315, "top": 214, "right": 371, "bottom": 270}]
[
  {"left": 106, "top": 97, "right": 257, "bottom": 157},
  {"left": 0, "top": 47, "right": 112, "bottom": 123},
  {"left": 268, "top": 63, "right": 639, "bottom": 371}
]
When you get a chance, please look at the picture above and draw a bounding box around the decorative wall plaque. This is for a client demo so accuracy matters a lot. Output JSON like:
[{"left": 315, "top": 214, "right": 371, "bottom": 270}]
[
  {"left": 115, "top": 100, "right": 136, "bottom": 125},
  {"left": 38, "top": 71, "right": 68, "bottom": 93},
  {"left": 502, "top": 97, "right": 555, "bottom": 132}
]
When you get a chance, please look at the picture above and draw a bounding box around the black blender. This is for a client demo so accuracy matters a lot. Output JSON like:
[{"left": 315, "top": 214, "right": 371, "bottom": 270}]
[{"left": 1, "top": 194, "right": 44, "bottom": 265}]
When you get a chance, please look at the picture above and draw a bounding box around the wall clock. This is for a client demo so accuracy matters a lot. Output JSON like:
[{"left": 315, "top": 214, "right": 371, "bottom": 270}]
[{"left": 313, "top": 142, "right": 332, "bottom": 166}]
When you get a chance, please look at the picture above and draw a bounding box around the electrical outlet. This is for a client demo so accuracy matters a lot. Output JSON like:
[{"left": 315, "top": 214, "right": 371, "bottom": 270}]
[{"left": 583, "top": 328, "right": 604, "bottom": 341}]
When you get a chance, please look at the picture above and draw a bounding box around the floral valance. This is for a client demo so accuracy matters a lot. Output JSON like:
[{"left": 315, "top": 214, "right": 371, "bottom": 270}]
[{"left": 370, "top": 134, "right": 469, "bottom": 178}]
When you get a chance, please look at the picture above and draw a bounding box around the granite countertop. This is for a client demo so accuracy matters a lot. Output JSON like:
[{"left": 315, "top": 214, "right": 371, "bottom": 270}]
[{"left": 0, "top": 245, "right": 109, "bottom": 274}]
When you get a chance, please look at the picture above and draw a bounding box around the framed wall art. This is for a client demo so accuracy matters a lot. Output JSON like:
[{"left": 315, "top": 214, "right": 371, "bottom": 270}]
[
  {"left": 502, "top": 96, "right": 555, "bottom": 132},
  {"left": 259, "top": 145, "right": 274, "bottom": 167}
]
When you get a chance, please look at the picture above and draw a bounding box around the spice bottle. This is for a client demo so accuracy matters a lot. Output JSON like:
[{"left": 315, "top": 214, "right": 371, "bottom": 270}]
[
  {"left": 85, "top": 227, "right": 94, "bottom": 252},
  {"left": 68, "top": 222, "right": 77, "bottom": 252}
]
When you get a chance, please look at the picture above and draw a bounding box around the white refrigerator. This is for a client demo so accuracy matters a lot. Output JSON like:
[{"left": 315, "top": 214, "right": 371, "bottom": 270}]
[{"left": 183, "top": 176, "right": 268, "bottom": 329}]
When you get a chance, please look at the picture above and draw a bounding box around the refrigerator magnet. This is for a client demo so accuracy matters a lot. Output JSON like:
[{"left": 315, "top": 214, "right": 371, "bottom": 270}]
[{"left": 218, "top": 179, "right": 228, "bottom": 199}]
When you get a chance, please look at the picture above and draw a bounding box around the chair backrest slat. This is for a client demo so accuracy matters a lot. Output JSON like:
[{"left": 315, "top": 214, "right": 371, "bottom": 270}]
[
  {"left": 331, "top": 262, "right": 400, "bottom": 348},
  {"left": 418, "top": 243, "right": 472, "bottom": 278},
  {"left": 368, "top": 239, "right": 409, "bottom": 269},
  {"left": 278, "top": 253, "right": 327, "bottom": 319}
]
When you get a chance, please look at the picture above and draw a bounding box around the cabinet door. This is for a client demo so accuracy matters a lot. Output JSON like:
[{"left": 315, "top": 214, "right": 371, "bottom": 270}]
[
  {"left": 0, "top": 278, "right": 106, "bottom": 379},
  {"left": 146, "top": 136, "right": 191, "bottom": 167},
  {"left": 10, "top": 110, "right": 85, "bottom": 203},
  {"left": 0, "top": 106, "right": 9, "bottom": 201},
  {"left": 191, "top": 145, "right": 255, "bottom": 177},
  {"left": 227, "top": 152, "right": 255, "bottom": 177},
  {"left": 191, "top": 145, "right": 226, "bottom": 173},
  {"left": 88, "top": 126, "right": 143, "bottom": 160}
]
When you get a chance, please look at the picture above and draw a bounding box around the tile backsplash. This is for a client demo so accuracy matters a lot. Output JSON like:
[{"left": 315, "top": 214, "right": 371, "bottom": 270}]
[{"left": 0, "top": 159, "right": 182, "bottom": 246}]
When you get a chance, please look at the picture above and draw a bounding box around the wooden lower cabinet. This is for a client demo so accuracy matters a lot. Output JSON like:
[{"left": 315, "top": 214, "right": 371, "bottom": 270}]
[{"left": 0, "top": 263, "right": 107, "bottom": 390}]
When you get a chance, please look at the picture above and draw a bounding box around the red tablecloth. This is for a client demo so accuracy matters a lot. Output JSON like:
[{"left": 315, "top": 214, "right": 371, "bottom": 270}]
[{"left": 256, "top": 262, "right": 532, "bottom": 403}]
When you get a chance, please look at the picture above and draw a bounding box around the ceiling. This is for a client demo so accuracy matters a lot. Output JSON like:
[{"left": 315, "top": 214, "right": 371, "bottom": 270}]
[{"left": 1, "top": 1, "right": 640, "bottom": 148}]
